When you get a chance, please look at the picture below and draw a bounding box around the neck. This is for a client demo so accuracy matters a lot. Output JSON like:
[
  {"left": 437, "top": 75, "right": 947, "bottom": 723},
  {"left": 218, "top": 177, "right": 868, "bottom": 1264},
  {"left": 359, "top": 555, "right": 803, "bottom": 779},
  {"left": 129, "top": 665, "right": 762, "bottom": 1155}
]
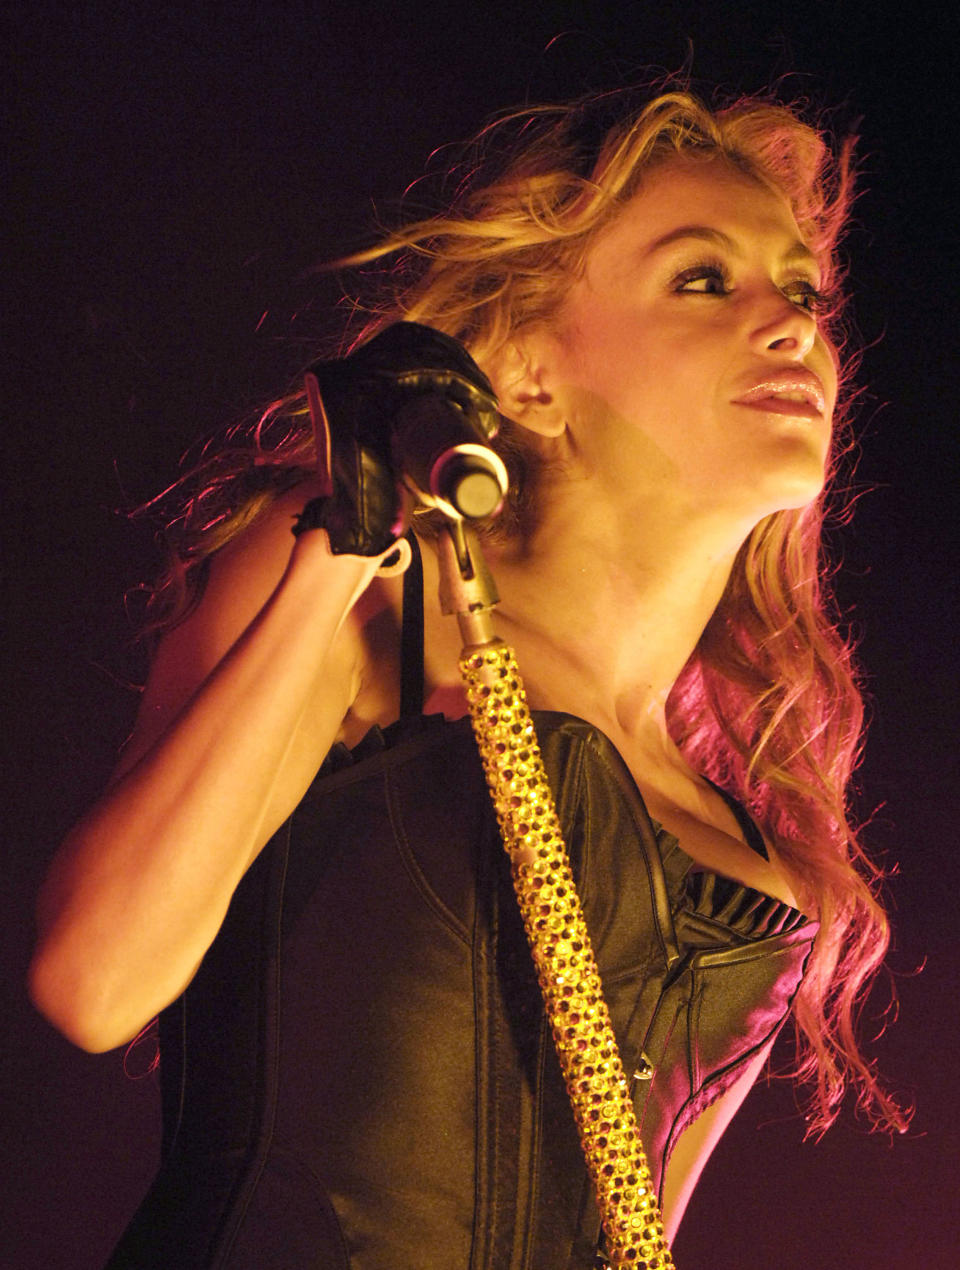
[{"left": 484, "top": 473, "right": 747, "bottom": 763}]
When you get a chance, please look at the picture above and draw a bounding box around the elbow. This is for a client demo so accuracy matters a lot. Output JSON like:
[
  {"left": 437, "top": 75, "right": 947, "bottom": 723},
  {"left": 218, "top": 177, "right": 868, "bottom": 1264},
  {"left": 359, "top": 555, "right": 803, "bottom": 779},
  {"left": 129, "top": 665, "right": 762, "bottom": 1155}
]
[{"left": 27, "top": 944, "right": 137, "bottom": 1054}]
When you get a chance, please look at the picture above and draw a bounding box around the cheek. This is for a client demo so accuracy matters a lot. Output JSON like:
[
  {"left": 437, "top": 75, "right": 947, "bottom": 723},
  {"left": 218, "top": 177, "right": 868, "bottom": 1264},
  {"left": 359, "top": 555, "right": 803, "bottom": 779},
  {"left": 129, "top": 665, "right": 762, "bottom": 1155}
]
[
  {"left": 559, "top": 310, "right": 658, "bottom": 403},
  {"left": 554, "top": 283, "right": 645, "bottom": 369},
  {"left": 554, "top": 304, "right": 618, "bottom": 380},
  {"left": 815, "top": 334, "right": 841, "bottom": 400}
]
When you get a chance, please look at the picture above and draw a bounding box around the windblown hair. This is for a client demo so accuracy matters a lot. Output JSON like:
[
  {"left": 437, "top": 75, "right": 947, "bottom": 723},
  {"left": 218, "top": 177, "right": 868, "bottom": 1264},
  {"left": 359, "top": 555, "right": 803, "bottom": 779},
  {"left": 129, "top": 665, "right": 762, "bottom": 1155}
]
[{"left": 139, "top": 85, "right": 906, "bottom": 1136}]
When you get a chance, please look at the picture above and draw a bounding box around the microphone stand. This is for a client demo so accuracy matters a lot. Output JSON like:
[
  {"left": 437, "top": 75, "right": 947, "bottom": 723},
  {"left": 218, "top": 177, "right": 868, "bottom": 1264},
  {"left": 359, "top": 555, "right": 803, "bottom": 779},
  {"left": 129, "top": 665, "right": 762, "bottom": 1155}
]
[{"left": 436, "top": 518, "right": 675, "bottom": 1270}]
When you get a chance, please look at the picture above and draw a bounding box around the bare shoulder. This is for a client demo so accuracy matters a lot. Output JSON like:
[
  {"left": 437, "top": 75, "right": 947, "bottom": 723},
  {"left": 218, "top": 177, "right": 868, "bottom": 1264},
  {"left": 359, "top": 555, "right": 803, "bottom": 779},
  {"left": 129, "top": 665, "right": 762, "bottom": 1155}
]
[
  {"left": 157, "top": 477, "right": 331, "bottom": 664},
  {"left": 116, "top": 476, "right": 359, "bottom": 775}
]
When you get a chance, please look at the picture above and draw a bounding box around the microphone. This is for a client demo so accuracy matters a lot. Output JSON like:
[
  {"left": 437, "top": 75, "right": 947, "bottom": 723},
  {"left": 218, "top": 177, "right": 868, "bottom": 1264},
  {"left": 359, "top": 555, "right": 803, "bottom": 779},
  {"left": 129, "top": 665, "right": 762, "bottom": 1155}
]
[
  {"left": 303, "top": 321, "right": 508, "bottom": 527},
  {"left": 391, "top": 390, "right": 508, "bottom": 521}
]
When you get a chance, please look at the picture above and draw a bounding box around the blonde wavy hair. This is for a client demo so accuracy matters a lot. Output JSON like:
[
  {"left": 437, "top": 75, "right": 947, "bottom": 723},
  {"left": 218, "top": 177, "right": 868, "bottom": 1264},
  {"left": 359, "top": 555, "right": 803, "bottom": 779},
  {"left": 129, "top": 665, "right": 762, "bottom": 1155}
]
[{"left": 139, "top": 85, "right": 906, "bottom": 1136}]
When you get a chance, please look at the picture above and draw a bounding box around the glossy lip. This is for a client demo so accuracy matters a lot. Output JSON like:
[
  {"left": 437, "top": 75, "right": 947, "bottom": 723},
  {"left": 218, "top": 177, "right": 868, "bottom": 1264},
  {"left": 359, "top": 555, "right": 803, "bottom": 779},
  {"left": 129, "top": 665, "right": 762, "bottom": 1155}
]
[{"left": 732, "top": 370, "right": 826, "bottom": 418}]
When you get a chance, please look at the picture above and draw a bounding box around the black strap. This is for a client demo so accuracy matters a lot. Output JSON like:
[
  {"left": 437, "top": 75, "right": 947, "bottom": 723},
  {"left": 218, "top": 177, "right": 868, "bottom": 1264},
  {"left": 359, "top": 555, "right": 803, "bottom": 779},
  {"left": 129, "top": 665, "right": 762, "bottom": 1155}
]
[
  {"left": 706, "top": 778, "right": 769, "bottom": 861},
  {"left": 399, "top": 531, "right": 425, "bottom": 718}
]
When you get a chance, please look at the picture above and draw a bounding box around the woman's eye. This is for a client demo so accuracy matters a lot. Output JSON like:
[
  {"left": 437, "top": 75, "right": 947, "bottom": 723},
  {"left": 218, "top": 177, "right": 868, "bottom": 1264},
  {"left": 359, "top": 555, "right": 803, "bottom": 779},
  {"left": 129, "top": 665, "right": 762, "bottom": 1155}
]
[
  {"left": 783, "top": 281, "right": 827, "bottom": 313},
  {"left": 674, "top": 267, "right": 729, "bottom": 296},
  {"left": 673, "top": 265, "right": 828, "bottom": 313}
]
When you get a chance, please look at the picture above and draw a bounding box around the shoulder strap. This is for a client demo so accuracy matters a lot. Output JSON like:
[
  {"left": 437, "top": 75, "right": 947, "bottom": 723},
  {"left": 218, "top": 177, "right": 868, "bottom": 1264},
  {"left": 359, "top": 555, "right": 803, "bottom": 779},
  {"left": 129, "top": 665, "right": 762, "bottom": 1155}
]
[
  {"left": 399, "top": 531, "right": 425, "bottom": 718},
  {"left": 706, "top": 778, "right": 770, "bottom": 861}
]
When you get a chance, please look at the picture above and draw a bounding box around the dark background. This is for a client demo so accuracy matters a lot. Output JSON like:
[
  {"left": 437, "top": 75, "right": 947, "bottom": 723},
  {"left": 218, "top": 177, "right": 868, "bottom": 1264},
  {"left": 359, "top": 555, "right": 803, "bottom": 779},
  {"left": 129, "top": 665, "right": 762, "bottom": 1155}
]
[{"left": 4, "top": 3, "right": 957, "bottom": 1267}]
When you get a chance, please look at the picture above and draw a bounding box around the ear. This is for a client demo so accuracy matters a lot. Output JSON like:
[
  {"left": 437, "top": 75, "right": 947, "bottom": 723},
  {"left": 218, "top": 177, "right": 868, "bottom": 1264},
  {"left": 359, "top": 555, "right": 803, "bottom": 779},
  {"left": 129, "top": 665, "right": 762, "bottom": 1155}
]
[{"left": 482, "top": 339, "right": 566, "bottom": 438}]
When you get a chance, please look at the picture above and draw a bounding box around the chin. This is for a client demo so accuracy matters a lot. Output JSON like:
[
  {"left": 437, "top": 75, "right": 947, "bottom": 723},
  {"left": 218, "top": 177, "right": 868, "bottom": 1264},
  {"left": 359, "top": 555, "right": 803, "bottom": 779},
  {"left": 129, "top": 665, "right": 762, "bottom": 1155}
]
[
  {"left": 744, "top": 463, "right": 827, "bottom": 520},
  {"left": 763, "top": 437, "right": 830, "bottom": 506},
  {"left": 766, "top": 481, "right": 826, "bottom": 516}
]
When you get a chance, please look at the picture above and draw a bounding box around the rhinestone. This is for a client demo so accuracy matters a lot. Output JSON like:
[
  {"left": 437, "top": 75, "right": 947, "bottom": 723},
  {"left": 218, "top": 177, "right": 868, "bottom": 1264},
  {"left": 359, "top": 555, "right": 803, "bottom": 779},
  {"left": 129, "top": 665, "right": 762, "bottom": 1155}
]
[{"left": 460, "top": 641, "right": 673, "bottom": 1269}]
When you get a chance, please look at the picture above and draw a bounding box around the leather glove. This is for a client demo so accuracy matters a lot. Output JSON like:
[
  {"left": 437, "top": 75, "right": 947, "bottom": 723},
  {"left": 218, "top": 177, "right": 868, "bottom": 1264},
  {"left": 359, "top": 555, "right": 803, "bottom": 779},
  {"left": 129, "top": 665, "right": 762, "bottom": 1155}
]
[{"left": 293, "top": 322, "right": 501, "bottom": 556}]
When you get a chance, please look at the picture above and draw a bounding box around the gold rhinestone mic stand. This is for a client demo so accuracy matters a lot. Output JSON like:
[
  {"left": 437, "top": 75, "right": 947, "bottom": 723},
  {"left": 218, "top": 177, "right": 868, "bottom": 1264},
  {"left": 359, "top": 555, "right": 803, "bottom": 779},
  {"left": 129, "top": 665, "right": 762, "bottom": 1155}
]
[{"left": 437, "top": 521, "right": 675, "bottom": 1270}]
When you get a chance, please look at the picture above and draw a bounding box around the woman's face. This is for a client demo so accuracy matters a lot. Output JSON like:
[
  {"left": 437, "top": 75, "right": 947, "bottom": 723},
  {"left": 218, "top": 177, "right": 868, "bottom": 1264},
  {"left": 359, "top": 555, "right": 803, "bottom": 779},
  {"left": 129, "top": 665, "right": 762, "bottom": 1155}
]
[{"left": 528, "top": 155, "right": 839, "bottom": 529}]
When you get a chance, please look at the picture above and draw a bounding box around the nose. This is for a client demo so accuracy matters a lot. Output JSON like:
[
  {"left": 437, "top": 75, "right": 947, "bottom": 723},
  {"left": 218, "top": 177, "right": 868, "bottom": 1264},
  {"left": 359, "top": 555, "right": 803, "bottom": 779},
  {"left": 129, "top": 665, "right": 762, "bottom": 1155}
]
[{"left": 749, "top": 292, "right": 818, "bottom": 361}]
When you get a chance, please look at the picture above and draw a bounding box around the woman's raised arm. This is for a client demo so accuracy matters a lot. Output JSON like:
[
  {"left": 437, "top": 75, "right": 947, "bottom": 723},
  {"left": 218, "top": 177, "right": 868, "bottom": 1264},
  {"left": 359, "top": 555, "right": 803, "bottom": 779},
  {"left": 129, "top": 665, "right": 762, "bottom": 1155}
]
[{"left": 28, "top": 481, "right": 386, "bottom": 1053}]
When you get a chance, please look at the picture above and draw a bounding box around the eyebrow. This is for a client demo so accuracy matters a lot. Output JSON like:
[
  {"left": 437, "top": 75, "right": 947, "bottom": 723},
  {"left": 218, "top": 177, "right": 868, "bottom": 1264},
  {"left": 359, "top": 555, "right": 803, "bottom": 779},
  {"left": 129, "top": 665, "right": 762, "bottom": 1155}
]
[{"left": 644, "top": 225, "right": 818, "bottom": 268}]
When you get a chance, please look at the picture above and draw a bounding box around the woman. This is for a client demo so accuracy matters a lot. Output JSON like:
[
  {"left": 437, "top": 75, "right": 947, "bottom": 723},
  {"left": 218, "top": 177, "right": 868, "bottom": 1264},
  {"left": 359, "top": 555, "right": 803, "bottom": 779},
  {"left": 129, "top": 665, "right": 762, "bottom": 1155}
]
[{"left": 29, "top": 87, "right": 905, "bottom": 1267}]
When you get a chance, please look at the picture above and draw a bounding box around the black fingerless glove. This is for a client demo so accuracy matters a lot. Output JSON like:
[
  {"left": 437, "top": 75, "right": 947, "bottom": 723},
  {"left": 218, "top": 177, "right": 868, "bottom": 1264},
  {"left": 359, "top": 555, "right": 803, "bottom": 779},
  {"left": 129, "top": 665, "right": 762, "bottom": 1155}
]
[{"left": 293, "top": 322, "right": 501, "bottom": 556}]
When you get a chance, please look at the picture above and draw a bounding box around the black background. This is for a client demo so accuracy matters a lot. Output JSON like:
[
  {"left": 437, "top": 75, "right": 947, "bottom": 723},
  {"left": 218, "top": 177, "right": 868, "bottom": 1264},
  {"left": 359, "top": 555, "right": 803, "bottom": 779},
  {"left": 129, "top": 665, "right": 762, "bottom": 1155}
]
[{"left": 4, "top": 3, "right": 958, "bottom": 1267}]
